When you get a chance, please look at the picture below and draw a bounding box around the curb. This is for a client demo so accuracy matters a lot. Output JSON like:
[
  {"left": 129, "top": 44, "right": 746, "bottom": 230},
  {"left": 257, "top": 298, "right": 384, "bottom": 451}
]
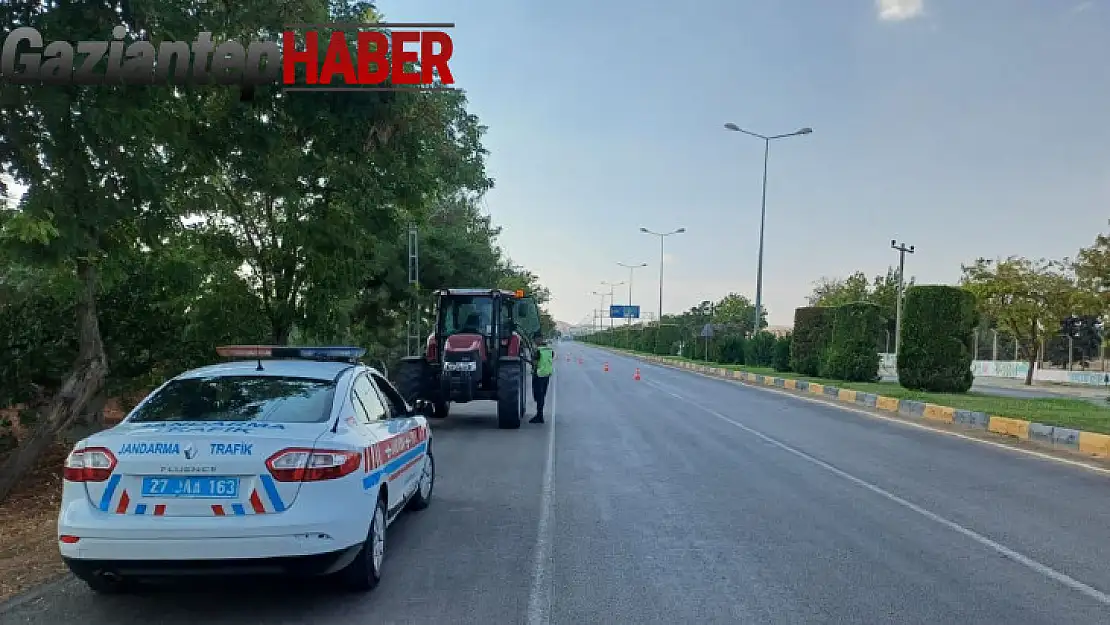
[{"left": 601, "top": 348, "right": 1110, "bottom": 459}]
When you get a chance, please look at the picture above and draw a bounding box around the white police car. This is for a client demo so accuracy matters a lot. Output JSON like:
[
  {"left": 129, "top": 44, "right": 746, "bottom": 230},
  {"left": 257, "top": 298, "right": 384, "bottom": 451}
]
[{"left": 57, "top": 346, "right": 435, "bottom": 594}]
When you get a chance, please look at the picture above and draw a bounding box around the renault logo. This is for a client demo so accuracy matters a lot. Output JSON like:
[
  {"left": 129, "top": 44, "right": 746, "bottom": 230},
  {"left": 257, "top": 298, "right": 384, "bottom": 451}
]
[{"left": 183, "top": 443, "right": 198, "bottom": 460}]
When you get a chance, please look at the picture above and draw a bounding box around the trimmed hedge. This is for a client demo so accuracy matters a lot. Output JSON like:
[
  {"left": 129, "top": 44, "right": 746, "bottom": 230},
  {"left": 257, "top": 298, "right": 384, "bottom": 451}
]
[
  {"left": 716, "top": 335, "right": 747, "bottom": 364},
  {"left": 773, "top": 333, "right": 792, "bottom": 372},
  {"left": 898, "top": 285, "right": 978, "bottom": 392},
  {"left": 790, "top": 306, "right": 834, "bottom": 376},
  {"left": 820, "top": 302, "right": 884, "bottom": 381},
  {"left": 747, "top": 331, "right": 777, "bottom": 367}
]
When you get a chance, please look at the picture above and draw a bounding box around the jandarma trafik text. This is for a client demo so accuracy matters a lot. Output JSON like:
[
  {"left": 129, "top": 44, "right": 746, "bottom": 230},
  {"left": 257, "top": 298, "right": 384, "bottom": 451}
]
[{"left": 0, "top": 26, "right": 454, "bottom": 87}]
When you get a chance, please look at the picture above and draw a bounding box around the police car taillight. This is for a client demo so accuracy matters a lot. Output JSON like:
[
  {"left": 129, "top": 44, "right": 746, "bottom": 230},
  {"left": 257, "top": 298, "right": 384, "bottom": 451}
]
[
  {"left": 63, "top": 447, "right": 117, "bottom": 482},
  {"left": 265, "top": 448, "right": 362, "bottom": 482}
]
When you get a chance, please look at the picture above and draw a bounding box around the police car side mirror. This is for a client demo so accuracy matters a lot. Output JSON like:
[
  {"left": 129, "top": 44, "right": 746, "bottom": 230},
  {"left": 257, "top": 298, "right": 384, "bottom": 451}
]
[{"left": 412, "top": 399, "right": 434, "bottom": 417}]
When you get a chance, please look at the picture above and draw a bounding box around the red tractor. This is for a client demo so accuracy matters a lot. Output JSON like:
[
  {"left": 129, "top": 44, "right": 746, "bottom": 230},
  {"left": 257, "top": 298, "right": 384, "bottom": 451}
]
[{"left": 394, "top": 288, "right": 542, "bottom": 429}]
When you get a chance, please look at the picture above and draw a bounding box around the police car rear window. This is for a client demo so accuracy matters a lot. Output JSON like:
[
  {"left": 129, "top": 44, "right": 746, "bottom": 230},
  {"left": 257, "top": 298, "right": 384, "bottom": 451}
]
[{"left": 129, "top": 376, "right": 337, "bottom": 424}]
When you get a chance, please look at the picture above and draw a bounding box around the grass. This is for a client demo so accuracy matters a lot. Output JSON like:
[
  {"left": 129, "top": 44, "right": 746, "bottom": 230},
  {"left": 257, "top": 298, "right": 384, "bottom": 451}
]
[{"left": 607, "top": 348, "right": 1110, "bottom": 435}]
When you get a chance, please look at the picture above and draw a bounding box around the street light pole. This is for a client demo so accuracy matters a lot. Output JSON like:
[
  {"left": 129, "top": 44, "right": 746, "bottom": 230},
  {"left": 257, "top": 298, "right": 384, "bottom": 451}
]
[
  {"left": 724, "top": 123, "right": 812, "bottom": 336},
  {"left": 591, "top": 291, "right": 606, "bottom": 334},
  {"left": 601, "top": 281, "right": 625, "bottom": 331},
  {"left": 891, "top": 240, "right": 915, "bottom": 358},
  {"left": 617, "top": 262, "right": 647, "bottom": 326},
  {"left": 639, "top": 227, "right": 686, "bottom": 327}
]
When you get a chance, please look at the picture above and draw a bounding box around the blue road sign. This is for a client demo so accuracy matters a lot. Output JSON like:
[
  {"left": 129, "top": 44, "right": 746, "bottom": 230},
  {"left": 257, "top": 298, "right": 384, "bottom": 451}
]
[{"left": 610, "top": 305, "right": 640, "bottom": 319}]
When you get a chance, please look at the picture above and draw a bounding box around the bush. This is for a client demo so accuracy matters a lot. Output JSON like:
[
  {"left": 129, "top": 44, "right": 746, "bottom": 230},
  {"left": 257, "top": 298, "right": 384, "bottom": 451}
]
[
  {"left": 820, "top": 303, "right": 883, "bottom": 382},
  {"left": 655, "top": 325, "right": 681, "bottom": 356},
  {"left": 747, "top": 331, "right": 777, "bottom": 367},
  {"left": 716, "top": 335, "right": 747, "bottom": 364},
  {"left": 898, "top": 285, "right": 978, "bottom": 392},
  {"left": 790, "top": 307, "right": 834, "bottom": 375},
  {"left": 773, "top": 333, "right": 792, "bottom": 372}
]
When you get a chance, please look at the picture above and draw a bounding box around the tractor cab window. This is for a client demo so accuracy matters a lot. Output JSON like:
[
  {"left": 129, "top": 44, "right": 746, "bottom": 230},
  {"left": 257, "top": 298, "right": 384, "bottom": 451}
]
[
  {"left": 441, "top": 296, "right": 493, "bottom": 336},
  {"left": 500, "top": 298, "right": 515, "bottom": 338}
]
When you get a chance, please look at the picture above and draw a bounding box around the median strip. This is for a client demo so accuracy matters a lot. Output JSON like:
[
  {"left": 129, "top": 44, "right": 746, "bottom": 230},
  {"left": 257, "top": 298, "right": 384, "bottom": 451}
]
[{"left": 602, "top": 348, "right": 1110, "bottom": 462}]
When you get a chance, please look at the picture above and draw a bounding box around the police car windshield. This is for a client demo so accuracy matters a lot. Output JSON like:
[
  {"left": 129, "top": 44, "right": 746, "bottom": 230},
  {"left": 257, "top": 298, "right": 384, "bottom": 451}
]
[{"left": 129, "top": 375, "right": 337, "bottom": 424}]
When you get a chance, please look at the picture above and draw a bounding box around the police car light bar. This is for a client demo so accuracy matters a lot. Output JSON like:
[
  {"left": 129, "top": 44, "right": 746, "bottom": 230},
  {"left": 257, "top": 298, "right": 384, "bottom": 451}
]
[{"left": 216, "top": 345, "right": 367, "bottom": 363}]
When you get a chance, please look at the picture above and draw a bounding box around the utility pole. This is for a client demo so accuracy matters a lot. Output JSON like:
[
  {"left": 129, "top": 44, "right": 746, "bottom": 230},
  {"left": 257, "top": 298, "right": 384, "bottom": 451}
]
[
  {"left": 406, "top": 225, "right": 420, "bottom": 356},
  {"left": 891, "top": 239, "right": 915, "bottom": 358}
]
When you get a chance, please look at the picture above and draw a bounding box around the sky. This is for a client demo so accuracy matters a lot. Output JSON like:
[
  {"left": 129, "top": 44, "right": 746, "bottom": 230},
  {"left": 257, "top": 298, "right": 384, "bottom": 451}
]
[{"left": 377, "top": 0, "right": 1110, "bottom": 327}]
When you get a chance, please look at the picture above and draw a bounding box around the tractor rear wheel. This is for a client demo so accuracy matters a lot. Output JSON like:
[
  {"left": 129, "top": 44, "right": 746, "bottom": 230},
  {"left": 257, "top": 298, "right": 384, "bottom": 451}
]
[{"left": 496, "top": 358, "right": 523, "bottom": 429}]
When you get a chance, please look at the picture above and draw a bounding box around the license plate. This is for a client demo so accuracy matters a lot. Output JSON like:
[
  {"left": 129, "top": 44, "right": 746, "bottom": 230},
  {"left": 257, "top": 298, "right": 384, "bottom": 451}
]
[
  {"left": 444, "top": 362, "right": 476, "bottom": 372},
  {"left": 141, "top": 476, "right": 240, "bottom": 499}
]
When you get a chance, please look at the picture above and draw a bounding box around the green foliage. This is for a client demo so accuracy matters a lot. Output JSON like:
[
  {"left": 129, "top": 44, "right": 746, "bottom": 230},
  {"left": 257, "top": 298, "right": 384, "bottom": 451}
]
[
  {"left": 898, "top": 286, "right": 978, "bottom": 393},
  {"left": 790, "top": 307, "right": 834, "bottom": 376},
  {"left": 716, "top": 336, "right": 747, "bottom": 364},
  {"left": 808, "top": 268, "right": 909, "bottom": 339},
  {"left": 746, "top": 332, "right": 777, "bottom": 367},
  {"left": 820, "top": 303, "right": 883, "bottom": 382},
  {"left": 712, "top": 293, "right": 766, "bottom": 335},
  {"left": 773, "top": 334, "right": 792, "bottom": 372}
]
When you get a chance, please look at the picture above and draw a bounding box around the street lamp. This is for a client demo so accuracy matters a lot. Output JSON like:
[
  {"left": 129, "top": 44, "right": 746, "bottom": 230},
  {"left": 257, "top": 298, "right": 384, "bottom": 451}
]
[
  {"left": 591, "top": 290, "right": 606, "bottom": 334},
  {"left": 639, "top": 227, "right": 685, "bottom": 327},
  {"left": 891, "top": 240, "right": 915, "bottom": 358},
  {"left": 601, "top": 281, "right": 625, "bottom": 331},
  {"left": 724, "top": 123, "right": 812, "bottom": 335},
  {"left": 617, "top": 262, "right": 647, "bottom": 326}
]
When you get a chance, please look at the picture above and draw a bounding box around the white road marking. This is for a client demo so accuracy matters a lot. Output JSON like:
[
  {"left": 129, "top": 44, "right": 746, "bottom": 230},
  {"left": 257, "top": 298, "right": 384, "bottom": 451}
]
[
  {"left": 641, "top": 358, "right": 1110, "bottom": 477},
  {"left": 526, "top": 370, "right": 558, "bottom": 625},
  {"left": 644, "top": 380, "right": 1110, "bottom": 607}
]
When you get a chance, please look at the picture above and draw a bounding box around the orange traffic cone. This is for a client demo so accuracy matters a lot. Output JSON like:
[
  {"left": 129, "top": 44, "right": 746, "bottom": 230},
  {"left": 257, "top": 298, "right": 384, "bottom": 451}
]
[
  {"left": 633, "top": 368, "right": 641, "bottom": 381},
  {"left": 603, "top": 362, "right": 609, "bottom": 372}
]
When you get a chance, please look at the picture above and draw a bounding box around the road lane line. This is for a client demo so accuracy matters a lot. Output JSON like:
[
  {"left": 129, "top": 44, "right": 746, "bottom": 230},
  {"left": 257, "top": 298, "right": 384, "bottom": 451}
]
[
  {"left": 642, "top": 380, "right": 1110, "bottom": 607},
  {"left": 526, "top": 369, "right": 558, "bottom": 625},
  {"left": 625, "top": 352, "right": 1110, "bottom": 478}
]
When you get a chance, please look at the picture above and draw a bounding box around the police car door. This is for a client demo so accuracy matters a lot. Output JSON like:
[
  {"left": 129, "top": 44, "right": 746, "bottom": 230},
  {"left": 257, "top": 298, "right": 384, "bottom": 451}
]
[
  {"left": 369, "top": 373, "right": 425, "bottom": 501},
  {"left": 351, "top": 374, "right": 402, "bottom": 512}
]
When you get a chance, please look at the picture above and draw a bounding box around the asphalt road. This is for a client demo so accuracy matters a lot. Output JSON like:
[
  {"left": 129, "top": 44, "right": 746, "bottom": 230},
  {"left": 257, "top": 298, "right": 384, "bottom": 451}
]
[{"left": 4, "top": 344, "right": 1110, "bottom": 624}]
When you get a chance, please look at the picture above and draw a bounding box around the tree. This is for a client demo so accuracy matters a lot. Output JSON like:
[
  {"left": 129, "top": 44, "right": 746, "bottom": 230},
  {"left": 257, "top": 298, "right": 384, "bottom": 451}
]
[
  {"left": 1075, "top": 222, "right": 1110, "bottom": 316},
  {"left": 0, "top": 0, "right": 212, "bottom": 501},
  {"left": 961, "top": 257, "right": 1088, "bottom": 385},
  {"left": 712, "top": 293, "right": 766, "bottom": 335},
  {"left": 807, "top": 272, "right": 870, "bottom": 307}
]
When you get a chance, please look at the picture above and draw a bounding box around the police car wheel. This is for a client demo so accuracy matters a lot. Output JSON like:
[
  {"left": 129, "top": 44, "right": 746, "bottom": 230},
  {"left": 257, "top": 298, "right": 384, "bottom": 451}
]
[
  {"left": 339, "top": 496, "right": 386, "bottom": 592},
  {"left": 407, "top": 450, "right": 434, "bottom": 511}
]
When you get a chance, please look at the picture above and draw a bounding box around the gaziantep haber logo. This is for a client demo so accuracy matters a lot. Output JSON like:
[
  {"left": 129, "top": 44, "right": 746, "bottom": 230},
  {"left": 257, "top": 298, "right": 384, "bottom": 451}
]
[{"left": 0, "top": 22, "right": 455, "bottom": 92}]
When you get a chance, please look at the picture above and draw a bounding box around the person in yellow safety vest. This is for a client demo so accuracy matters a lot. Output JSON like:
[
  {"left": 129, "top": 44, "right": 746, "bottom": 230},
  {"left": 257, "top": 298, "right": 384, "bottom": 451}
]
[{"left": 528, "top": 337, "right": 555, "bottom": 424}]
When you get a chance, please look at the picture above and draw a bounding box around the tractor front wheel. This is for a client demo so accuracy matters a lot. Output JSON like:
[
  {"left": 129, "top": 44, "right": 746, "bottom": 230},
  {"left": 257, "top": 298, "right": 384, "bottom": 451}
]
[{"left": 496, "top": 358, "right": 523, "bottom": 429}]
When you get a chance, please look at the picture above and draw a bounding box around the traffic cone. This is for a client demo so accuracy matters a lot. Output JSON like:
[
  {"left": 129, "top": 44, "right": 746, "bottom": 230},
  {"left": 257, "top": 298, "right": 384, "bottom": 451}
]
[
  {"left": 603, "top": 362, "right": 609, "bottom": 372},
  {"left": 633, "top": 368, "right": 641, "bottom": 381}
]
